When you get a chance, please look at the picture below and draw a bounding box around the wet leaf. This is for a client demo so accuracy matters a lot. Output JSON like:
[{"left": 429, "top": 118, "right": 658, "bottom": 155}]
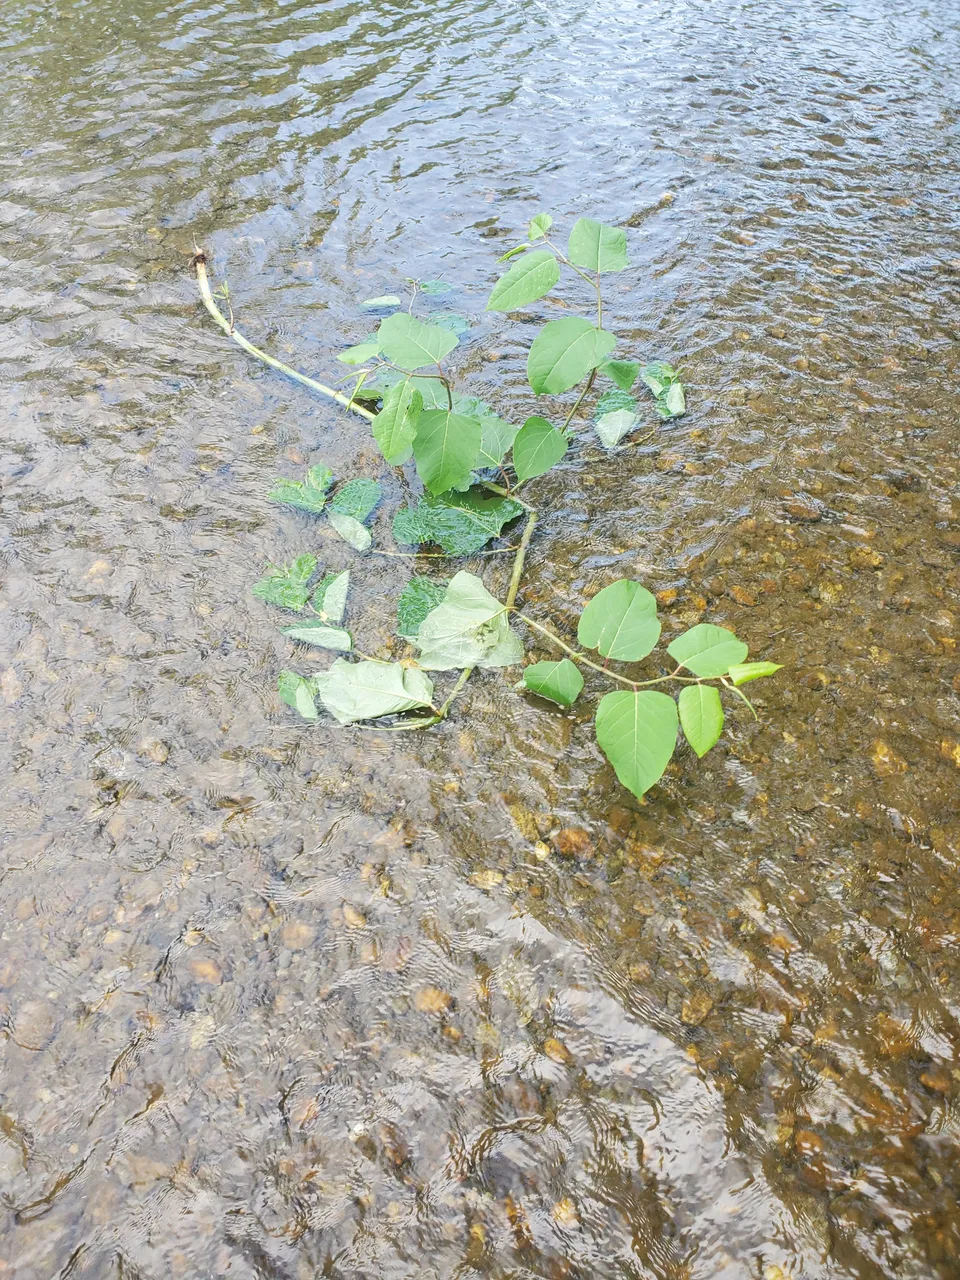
[
  {"left": 396, "top": 576, "right": 448, "bottom": 638},
  {"left": 314, "top": 659, "right": 435, "bottom": 724},
  {"left": 595, "top": 690, "right": 678, "bottom": 799},
  {"left": 567, "top": 217, "right": 628, "bottom": 273},
  {"left": 678, "top": 684, "right": 724, "bottom": 757},
  {"left": 432, "top": 313, "right": 471, "bottom": 335},
  {"left": 595, "top": 388, "right": 637, "bottom": 419},
  {"left": 727, "top": 660, "right": 783, "bottom": 686},
  {"left": 639, "top": 361, "right": 678, "bottom": 398},
  {"left": 512, "top": 416, "right": 568, "bottom": 482},
  {"left": 640, "top": 362, "right": 686, "bottom": 419},
  {"left": 578, "top": 580, "right": 661, "bottom": 661},
  {"left": 329, "top": 478, "right": 381, "bottom": 522},
  {"left": 416, "top": 571, "right": 522, "bottom": 670},
  {"left": 377, "top": 312, "right": 458, "bottom": 370},
  {"left": 413, "top": 410, "right": 482, "bottom": 495},
  {"left": 595, "top": 409, "right": 638, "bottom": 448},
  {"left": 282, "top": 621, "right": 352, "bottom": 651},
  {"left": 361, "top": 294, "right": 401, "bottom": 308},
  {"left": 527, "top": 317, "right": 616, "bottom": 395},
  {"left": 486, "top": 250, "right": 560, "bottom": 312},
  {"left": 529, "top": 212, "right": 553, "bottom": 240},
  {"left": 599, "top": 359, "right": 639, "bottom": 391},
  {"left": 419, "top": 279, "right": 453, "bottom": 296},
  {"left": 392, "top": 490, "right": 524, "bottom": 555},
  {"left": 328, "top": 511, "right": 372, "bottom": 552},
  {"left": 522, "top": 659, "right": 583, "bottom": 706},
  {"left": 337, "top": 341, "right": 379, "bottom": 365},
  {"left": 373, "top": 380, "right": 422, "bottom": 465},
  {"left": 278, "top": 670, "right": 319, "bottom": 720},
  {"left": 268, "top": 464, "right": 333, "bottom": 513},
  {"left": 667, "top": 623, "right": 747, "bottom": 677},
  {"left": 661, "top": 381, "right": 686, "bottom": 418},
  {"left": 312, "top": 570, "right": 349, "bottom": 622},
  {"left": 252, "top": 554, "right": 318, "bottom": 611}
]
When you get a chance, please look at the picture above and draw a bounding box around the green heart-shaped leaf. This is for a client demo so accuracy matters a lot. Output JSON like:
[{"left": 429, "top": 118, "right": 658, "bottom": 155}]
[
  {"left": 527, "top": 318, "right": 616, "bottom": 396},
  {"left": 595, "top": 690, "right": 678, "bottom": 799},
  {"left": 667, "top": 624, "right": 747, "bottom": 677},
  {"left": 577, "top": 580, "right": 660, "bottom": 661}
]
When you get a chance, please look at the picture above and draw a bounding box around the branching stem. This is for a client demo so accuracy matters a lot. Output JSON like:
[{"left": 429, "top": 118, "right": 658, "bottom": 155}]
[
  {"left": 514, "top": 613, "right": 704, "bottom": 691},
  {"left": 193, "top": 253, "right": 376, "bottom": 422}
]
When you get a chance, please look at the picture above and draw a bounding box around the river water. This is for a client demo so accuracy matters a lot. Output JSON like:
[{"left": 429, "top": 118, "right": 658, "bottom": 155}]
[{"left": 2, "top": 1, "right": 960, "bottom": 1276}]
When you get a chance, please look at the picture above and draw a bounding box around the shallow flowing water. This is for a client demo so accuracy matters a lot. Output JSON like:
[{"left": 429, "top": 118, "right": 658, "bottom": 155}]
[{"left": 2, "top": 0, "right": 960, "bottom": 1276}]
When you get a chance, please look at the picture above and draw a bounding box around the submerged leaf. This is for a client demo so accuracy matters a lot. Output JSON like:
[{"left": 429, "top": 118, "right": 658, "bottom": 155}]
[
  {"left": 392, "top": 490, "right": 524, "bottom": 555},
  {"left": 639, "top": 361, "right": 678, "bottom": 398},
  {"left": 660, "top": 381, "right": 686, "bottom": 419},
  {"left": 397, "top": 577, "right": 448, "bottom": 638},
  {"left": 595, "top": 690, "right": 678, "bottom": 799},
  {"left": 667, "top": 624, "right": 747, "bottom": 677},
  {"left": 377, "top": 312, "right": 458, "bottom": 370},
  {"left": 432, "top": 313, "right": 471, "bottom": 335},
  {"left": 678, "top": 684, "right": 724, "bottom": 757},
  {"left": 278, "top": 670, "right": 319, "bottom": 720},
  {"left": 373, "top": 380, "right": 422, "bottom": 465},
  {"left": 512, "top": 416, "right": 568, "bottom": 482},
  {"left": 413, "top": 410, "right": 482, "bottom": 495},
  {"left": 727, "top": 660, "right": 783, "bottom": 686},
  {"left": 329, "top": 478, "right": 381, "bottom": 522},
  {"left": 640, "top": 362, "right": 686, "bottom": 419},
  {"left": 252, "top": 554, "right": 318, "bottom": 611},
  {"left": 594, "top": 388, "right": 636, "bottom": 419},
  {"left": 328, "top": 511, "right": 372, "bottom": 552},
  {"left": 416, "top": 571, "right": 522, "bottom": 670},
  {"left": 419, "top": 279, "right": 453, "bottom": 295},
  {"left": 312, "top": 570, "right": 349, "bottom": 622},
  {"left": 595, "top": 409, "right": 638, "bottom": 448},
  {"left": 522, "top": 659, "right": 583, "bottom": 707},
  {"left": 268, "top": 464, "right": 333, "bottom": 514},
  {"left": 282, "top": 621, "right": 353, "bottom": 651},
  {"left": 567, "top": 218, "right": 628, "bottom": 273},
  {"left": 314, "top": 659, "right": 435, "bottom": 725},
  {"left": 577, "top": 580, "right": 661, "bottom": 661},
  {"left": 599, "top": 359, "right": 640, "bottom": 391},
  {"left": 486, "top": 250, "right": 560, "bottom": 312},
  {"left": 361, "top": 294, "right": 402, "bottom": 308},
  {"left": 527, "top": 318, "right": 616, "bottom": 395}
]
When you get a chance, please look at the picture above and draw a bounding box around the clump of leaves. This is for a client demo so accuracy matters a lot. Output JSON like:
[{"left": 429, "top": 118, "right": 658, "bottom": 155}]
[{"left": 232, "top": 217, "right": 779, "bottom": 804}]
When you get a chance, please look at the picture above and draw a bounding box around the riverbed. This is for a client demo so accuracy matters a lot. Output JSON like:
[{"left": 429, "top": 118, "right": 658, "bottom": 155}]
[{"left": 2, "top": 1, "right": 959, "bottom": 1276}]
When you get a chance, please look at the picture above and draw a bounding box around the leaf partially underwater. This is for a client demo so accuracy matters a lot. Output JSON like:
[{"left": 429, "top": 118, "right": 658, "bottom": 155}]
[
  {"left": 314, "top": 659, "right": 435, "bottom": 725},
  {"left": 415, "top": 571, "right": 522, "bottom": 670},
  {"left": 393, "top": 490, "right": 524, "bottom": 555}
]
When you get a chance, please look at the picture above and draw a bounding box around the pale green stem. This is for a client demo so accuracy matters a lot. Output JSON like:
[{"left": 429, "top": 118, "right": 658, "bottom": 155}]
[
  {"left": 515, "top": 613, "right": 704, "bottom": 691},
  {"left": 505, "top": 508, "right": 538, "bottom": 608},
  {"left": 543, "top": 235, "right": 596, "bottom": 291},
  {"left": 722, "top": 676, "right": 759, "bottom": 720},
  {"left": 560, "top": 372, "right": 597, "bottom": 435},
  {"left": 193, "top": 253, "right": 376, "bottom": 422}
]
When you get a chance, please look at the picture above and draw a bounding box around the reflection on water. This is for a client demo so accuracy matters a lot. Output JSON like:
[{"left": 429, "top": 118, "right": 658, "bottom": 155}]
[{"left": 2, "top": 0, "right": 960, "bottom": 1275}]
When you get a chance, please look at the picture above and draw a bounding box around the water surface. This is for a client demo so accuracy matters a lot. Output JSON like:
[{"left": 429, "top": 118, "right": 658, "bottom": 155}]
[{"left": 2, "top": 1, "right": 960, "bottom": 1276}]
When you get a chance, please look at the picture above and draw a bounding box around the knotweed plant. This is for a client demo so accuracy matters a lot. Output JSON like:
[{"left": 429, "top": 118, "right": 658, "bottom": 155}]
[{"left": 195, "top": 215, "right": 781, "bottom": 800}]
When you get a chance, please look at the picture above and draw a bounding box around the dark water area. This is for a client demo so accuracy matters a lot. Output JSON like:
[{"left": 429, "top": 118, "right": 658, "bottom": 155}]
[{"left": 2, "top": 0, "right": 960, "bottom": 1276}]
